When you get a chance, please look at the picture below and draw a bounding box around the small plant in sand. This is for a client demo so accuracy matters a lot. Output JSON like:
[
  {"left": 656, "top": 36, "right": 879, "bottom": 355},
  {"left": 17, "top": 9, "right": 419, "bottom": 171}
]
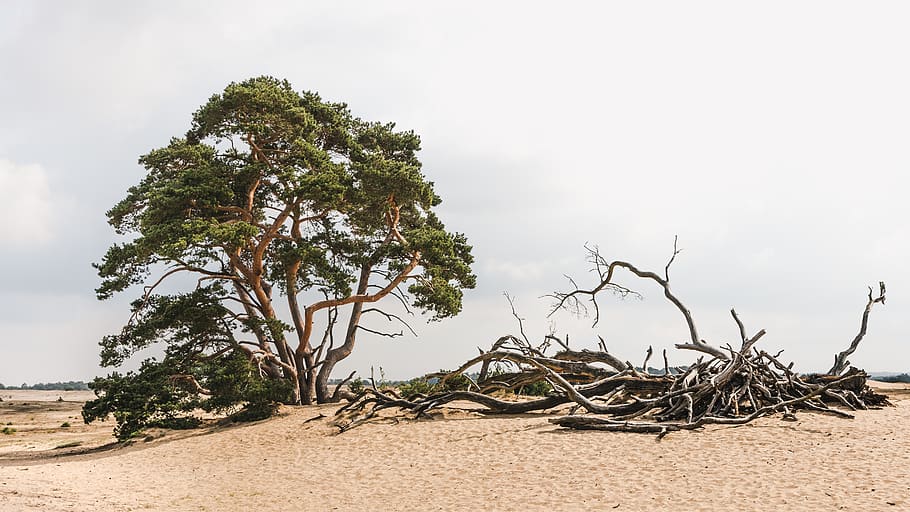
[
  {"left": 348, "top": 377, "right": 366, "bottom": 395},
  {"left": 1, "top": 427, "right": 15, "bottom": 435},
  {"left": 397, "top": 371, "right": 473, "bottom": 400}
]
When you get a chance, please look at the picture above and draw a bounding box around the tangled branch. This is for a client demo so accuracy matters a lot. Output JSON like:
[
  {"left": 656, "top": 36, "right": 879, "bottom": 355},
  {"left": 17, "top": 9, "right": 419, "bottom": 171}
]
[{"left": 335, "top": 243, "right": 890, "bottom": 437}]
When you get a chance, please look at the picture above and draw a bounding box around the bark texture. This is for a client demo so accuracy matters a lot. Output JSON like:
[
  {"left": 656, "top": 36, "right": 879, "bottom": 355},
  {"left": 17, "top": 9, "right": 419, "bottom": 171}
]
[{"left": 335, "top": 243, "right": 890, "bottom": 437}]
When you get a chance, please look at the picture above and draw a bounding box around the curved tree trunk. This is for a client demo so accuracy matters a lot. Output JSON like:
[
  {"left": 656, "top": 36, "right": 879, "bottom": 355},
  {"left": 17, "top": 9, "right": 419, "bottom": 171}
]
[{"left": 315, "top": 264, "right": 370, "bottom": 402}]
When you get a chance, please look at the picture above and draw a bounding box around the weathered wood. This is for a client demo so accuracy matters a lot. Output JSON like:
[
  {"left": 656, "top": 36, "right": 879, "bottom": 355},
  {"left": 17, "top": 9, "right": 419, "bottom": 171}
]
[
  {"left": 829, "top": 282, "right": 886, "bottom": 375},
  {"left": 334, "top": 245, "right": 890, "bottom": 437}
]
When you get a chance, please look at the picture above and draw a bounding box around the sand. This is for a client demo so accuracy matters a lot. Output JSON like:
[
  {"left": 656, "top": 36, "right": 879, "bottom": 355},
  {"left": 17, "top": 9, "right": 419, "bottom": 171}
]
[{"left": 1, "top": 383, "right": 908, "bottom": 511}]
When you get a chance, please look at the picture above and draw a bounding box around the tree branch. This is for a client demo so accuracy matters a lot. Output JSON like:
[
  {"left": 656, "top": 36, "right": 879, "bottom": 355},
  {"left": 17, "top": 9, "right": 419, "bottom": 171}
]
[
  {"left": 362, "top": 308, "right": 418, "bottom": 337},
  {"left": 357, "top": 325, "right": 404, "bottom": 338},
  {"left": 829, "top": 282, "right": 886, "bottom": 375}
]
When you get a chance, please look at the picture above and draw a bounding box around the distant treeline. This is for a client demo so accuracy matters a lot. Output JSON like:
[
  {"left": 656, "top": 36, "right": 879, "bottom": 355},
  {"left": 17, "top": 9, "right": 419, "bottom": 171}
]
[
  {"left": 871, "top": 374, "right": 910, "bottom": 384},
  {"left": 0, "top": 381, "right": 90, "bottom": 391}
]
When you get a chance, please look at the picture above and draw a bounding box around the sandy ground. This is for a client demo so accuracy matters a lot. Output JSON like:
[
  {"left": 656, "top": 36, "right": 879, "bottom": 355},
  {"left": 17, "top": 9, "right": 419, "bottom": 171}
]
[{"left": 1, "top": 383, "right": 909, "bottom": 511}]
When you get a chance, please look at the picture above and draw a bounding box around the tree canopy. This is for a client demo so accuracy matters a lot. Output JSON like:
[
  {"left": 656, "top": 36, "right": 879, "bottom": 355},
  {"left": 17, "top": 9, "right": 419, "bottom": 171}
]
[{"left": 85, "top": 77, "right": 475, "bottom": 437}]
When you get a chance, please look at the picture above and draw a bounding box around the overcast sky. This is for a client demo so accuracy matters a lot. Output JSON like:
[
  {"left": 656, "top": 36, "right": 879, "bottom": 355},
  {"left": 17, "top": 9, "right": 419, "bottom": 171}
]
[{"left": 2, "top": 1, "right": 908, "bottom": 385}]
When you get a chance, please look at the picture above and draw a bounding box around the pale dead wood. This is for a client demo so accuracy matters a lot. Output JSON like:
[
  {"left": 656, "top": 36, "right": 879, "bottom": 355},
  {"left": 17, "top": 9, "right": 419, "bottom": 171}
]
[
  {"left": 335, "top": 242, "right": 891, "bottom": 437},
  {"left": 829, "top": 282, "right": 886, "bottom": 375}
]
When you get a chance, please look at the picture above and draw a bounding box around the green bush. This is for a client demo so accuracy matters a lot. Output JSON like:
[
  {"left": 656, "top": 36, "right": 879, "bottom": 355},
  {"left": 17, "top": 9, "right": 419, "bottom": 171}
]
[
  {"left": 82, "top": 358, "right": 201, "bottom": 441},
  {"left": 229, "top": 401, "right": 280, "bottom": 423},
  {"left": 518, "top": 379, "right": 553, "bottom": 396},
  {"left": 200, "top": 352, "right": 293, "bottom": 421},
  {"left": 348, "top": 368, "right": 398, "bottom": 395},
  {"left": 438, "top": 371, "right": 472, "bottom": 392},
  {"left": 348, "top": 377, "right": 365, "bottom": 395},
  {"left": 396, "top": 371, "right": 474, "bottom": 400},
  {"left": 397, "top": 378, "right": 436, "bottom": 399},
  {"left": 83, "top": 351, "right": 290, "bottom": 440}
]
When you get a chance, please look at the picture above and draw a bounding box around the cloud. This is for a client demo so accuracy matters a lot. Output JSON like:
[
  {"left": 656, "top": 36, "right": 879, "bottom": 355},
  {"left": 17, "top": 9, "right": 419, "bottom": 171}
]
[
  {"left": 482, "top": 258, "right": 550, "bottom": 283},
  {"left": 2, "top": 2, "right": 910, "bottom": 383},
  {"left": 0, "top": 159, "right": 53, "bottom": 245},
  {"left": 0, "top": 291, "right": 122, "bottom": 384}
]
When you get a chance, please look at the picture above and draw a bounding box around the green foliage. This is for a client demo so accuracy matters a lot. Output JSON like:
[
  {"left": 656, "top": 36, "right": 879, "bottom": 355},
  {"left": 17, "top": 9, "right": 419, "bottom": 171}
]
[
  {"left": 60, "top": 422, "right": 71, "bottom": 428},
  {"left": 89, "top": 76, "right": 475, "bottom": 435},
  {"left": 348, "top": 377, "right": 365, "bottom": 395},
  {"left": 200, "top": 351, "right": 293, "bottom": 422},
  {"left": 228, "top": 402, "right": 280, "bottom": 423},
  {"left": 98, "top": 285, "right": 237, "bottom": 368},
  {"left": 83, "top": 353, "right": 289, "bottom": 441},
  {"left": 397, "top": 378, "right": 436, "bottom": 399},
  {"left": 397, "top": 371, "right": 473, "bottom": 400},
  {"left": 437, "top": 371, "right": 473, "bottom": 392},
  {"left": 480, "top": 362, "right": 552, "bottom": 396},
  {"left": 517, "top": 380, "right": 553, "bottom": 396},
  {"left": 82, "top": 358, "right": 202, "bottom": 441},
  {"left": 95, "top": 76, "right": 474, "bottom": 323},
  {"left": 1, "top": 427, "right": 15, "bottom": 435}
]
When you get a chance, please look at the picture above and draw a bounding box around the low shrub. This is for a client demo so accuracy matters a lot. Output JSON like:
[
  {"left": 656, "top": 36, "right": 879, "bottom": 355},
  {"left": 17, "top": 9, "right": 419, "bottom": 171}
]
[
  {"left": 83, "top": 352, "right": 290, "bottom": 441},
  {"left": 348, "top": 377, "right": 365, "bottom": 395},
  {"left": 518, "top": 379, "right": 553, "bottom": 396},
  {"left": 397, "top": 378, "right": 435, "bottom": 399}
]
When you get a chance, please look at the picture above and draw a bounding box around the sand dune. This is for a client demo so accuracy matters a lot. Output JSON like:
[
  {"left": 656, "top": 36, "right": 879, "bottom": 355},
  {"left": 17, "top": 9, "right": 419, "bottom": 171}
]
[{"left": 1, "top": 384, "right": 908, "bottom": 511}]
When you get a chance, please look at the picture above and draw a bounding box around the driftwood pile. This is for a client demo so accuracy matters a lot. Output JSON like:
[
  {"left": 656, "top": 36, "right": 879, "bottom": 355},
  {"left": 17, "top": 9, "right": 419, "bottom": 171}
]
[{"left": 335, "top": 243, "right": 890, "bottom": 437}]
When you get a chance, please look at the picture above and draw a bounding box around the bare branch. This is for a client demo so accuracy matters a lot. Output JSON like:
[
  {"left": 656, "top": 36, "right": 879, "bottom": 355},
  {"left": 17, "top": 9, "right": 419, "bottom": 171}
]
[
  {"left": 642, "top": 346, "right": 653, "bottom": 373},
  {"left": 387, "top": 286, "right": 414, "bottom": 315},
  {"left": 362, "top": 308, "right": 418, "bottom": 337},
  {"left": 333, "top": 245, "right": 891, "bottom": 436},
  {"left": 829, "top": 282, "right": 886, "bottom": 375},
  {"left": 313, "top": 306, "right": 339, "bottom": 364},
  {"left": 544, "top": 334, "right": 570, "bottom": 352},
  {"left": 731, "top": 308, "right": 747, "bottom": 343},
  {"left": 504, "top": 293, "right": 531, "bottom": 346},
  {"left": 331, "top": 371, "right": 358, "bottom": 402},
  {"left": 357, "top": 325, "right": 404, "bottom": 338},
  {"left": 296, "top": 250, "right": 421, "bottom": 359},
  {"left": 168, "top": 374, "right": 212, "bottom": 395},
  {"left": 664, "top": 235, "right": 680, "bottom": 282}
]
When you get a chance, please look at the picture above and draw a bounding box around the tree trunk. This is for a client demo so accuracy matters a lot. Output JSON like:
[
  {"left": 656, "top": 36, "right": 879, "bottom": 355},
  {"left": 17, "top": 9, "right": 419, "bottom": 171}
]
[
  {"left": 314, "top": 325, "right": 359, "bottom": 402},
  {"left": 294, "top": 352, "right": 319, "bottom": 405},
  {"left": 315, "top": 263, "right": 371, "bottom": 402}
]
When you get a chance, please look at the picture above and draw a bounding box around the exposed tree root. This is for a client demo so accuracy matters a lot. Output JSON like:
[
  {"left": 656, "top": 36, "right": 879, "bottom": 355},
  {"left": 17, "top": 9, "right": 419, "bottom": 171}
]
[{"left": 334, "top": 242, "right": 890, "bottom": 437}]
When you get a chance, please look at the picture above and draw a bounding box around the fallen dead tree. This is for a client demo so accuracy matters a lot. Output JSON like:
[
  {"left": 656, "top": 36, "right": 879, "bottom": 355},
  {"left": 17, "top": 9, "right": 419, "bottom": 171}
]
[{"left": 335, "top": 241, "right": 890, "bottom": 437}]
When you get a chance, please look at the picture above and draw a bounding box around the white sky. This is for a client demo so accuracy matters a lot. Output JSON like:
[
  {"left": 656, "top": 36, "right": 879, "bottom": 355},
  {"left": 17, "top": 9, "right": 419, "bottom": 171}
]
[{"left": 1, "top": 1, "right": 908, "bottom": 384}]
